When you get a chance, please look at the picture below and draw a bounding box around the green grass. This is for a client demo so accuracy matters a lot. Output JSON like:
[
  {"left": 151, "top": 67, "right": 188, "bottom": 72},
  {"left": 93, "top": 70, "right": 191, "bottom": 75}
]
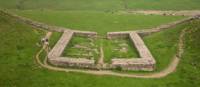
[
  {"left": 102, "top": 37, "right": 139, "bottom": 63},
  {"left": 12, "top": 10, "right": 184, "bottom": 35},
  {"left": 125, "top": 0, "right": 200, "bottom": 10},
  {"left": 1, "top": 10, "right": 200, "bottom": 87},
  {"left": 1, "top": 0, "right": 200, "bottom": 10},
  {"left": 143, "top": 24, "right": 183, "bottom": 71},
  {"left": 49, "top": 32, "right": 62, "bottom": 47},
  {"left": 0, "top": 0, "right": 123, "bottom": 11}
]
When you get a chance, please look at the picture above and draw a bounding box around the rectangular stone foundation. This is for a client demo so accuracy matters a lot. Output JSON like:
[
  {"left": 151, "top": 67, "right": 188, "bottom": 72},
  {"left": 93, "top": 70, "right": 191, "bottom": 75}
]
[
  {"left": 48, "top": 30, "right": 97, "bottom": 69},
  {"left": 108, "top": 31, "right": 156, "bottom": 71}
]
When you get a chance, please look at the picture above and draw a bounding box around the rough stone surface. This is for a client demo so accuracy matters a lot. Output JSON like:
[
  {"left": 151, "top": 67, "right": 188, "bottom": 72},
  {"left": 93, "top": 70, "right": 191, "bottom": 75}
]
[
  {"left": 73, "top": 30, "right": 97, "bottom": 37},
  {"left": 112, "top": 59, "right": 155, "bottom": 71},
  {"left": 48, "top": 31, "right": 74, "bottom": 58},
  {"left": 124, "top": 10, "right": 200, "bottom": 16},
  {"left": 107, "top": 31, "right": 130, "bottom": 39},
  {"left": 49, "top": 57, "right": 95, "bottom": 69}
]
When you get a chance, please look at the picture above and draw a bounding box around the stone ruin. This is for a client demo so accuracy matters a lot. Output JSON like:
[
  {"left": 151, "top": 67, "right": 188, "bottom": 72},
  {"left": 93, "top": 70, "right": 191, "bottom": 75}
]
[
  {"left": 108, "top": 31, "right": 156, "bottom": 71},
  {"left": 48, "top": 30, "right": 97, "bottom": 69},
  {"left": 48, "top": 29, "right": 156, "bottom": 71}
]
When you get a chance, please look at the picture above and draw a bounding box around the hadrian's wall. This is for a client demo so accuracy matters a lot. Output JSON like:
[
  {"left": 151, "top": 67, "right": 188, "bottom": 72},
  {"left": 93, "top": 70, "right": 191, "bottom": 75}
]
[
  {"left": 0, "top": 10, "right": 65, "bottom": 32},
  {"left": 0, "top": 10, "right": 99, "bottom": 35},
  {"left": 106, "top": 15, "right": 200, "bottom": 38},
  {"left": 137, "top": 15, "right": 200, "bottom": 36}
]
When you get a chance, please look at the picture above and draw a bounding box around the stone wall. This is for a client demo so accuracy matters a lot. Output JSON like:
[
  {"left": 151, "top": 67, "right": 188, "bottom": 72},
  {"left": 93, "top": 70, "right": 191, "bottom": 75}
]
[
  {"left": 48, "top": 57, "right": 95, "bottom": 69},
  {"left": 0, "top": 10, "right": 66, "bottom": 32},
  {"left": 73, "top": 30, "right": 97, "bottom": 37},
  {"left": 127, "top": 10, "right": 200, "bottom": 16},
  {"left": 48, "top": 31, "right": 73, "bottom": 58},
  {"left": 109, "top": 32, "right": 156, "bottom": 71},
  {"left": 0, "top": 10, "right": 100, "bottom": 35},
  {"left": 111, "top": 59, "right": 155, "bottom": 71},
  {"left": 48, "top": 30, "right": 96, "bottom": 69},
  {"left": 137, "top": 16, "right": 200, "bottom": 36},
  {"left": 107, "top": 31, "right": 130, "bottom": 39}
]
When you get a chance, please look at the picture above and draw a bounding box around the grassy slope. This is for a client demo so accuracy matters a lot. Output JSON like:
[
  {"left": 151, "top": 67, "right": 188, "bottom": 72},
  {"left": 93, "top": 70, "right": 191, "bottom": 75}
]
[
  {"left": 144, "top": 24, "right": 183, "bottom": 71},
  {"left": 0, "top": 13, "right": 200, "bottom": 87},
  {"left": 13, "top": 10, "right": 184, "bottom": 35},
  {"left": 0, "top": 0, "right": 123, "bottom": 11},
  {"left": 125, "top": 0, "right": 200, "bottom": 10},
  {"left": 0, "top": 0, "right": 200, "bottom": 10}
]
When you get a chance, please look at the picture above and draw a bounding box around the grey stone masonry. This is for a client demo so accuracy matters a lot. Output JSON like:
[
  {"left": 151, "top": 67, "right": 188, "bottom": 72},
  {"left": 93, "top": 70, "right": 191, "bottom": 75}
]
[
  {"left": 48, "top": 30, "right": 96, "bottom": 69},
  {"left": 129, "top": 32, "right": 155, "bottom": 61},
  {"left": 110, "top": 31, "right": 155, "bottom": 71},
  {"left": 112, "top": 59, "right": 155, "bottom": 71},
  {"left": 73, "top": 30, "right": 97, "bottom": 37},
  {"left": 107, "top": 31, "right": 130, "bottom": 39},
  {"left": 136, "top": 16, "right": 200, "bottom": 36},
  {"left": 49, "top": 57, "right": 95, "bottom": 69},
  {"left": 48, "top": 31, "right": 74, "bottom": 59}
]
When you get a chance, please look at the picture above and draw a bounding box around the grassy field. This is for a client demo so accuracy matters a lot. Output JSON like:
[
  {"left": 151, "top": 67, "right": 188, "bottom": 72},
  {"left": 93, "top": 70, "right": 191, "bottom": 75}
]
[
  {"left": 1, "top": 13, "right": 200, "bottom": 87},
  {"left": 143, "top": 24, "right": 183, "bottom": 71},
  {"left": 125, "top": 0, "right": 200, "bottom": 10},
  {"left": 102, "top": 38, "right": 139, "bottom": 63},
  {"left": 0, "top": 0, "right": 200, "bottom": 10},
  {"left": 12, "top": 10, "right": 184, "bottom": 35}
]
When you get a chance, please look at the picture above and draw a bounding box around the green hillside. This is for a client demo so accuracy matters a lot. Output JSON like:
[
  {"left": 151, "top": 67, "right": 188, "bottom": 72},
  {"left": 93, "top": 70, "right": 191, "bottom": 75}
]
[
  {"left": 0, "top": 13, "right": 200, "bottom": 87},
  {"left": 0, "top": 0, "right": 200, "bottom": 10},
  {"left": 13, "top": 10, "right": 184, "bottom": 35}
]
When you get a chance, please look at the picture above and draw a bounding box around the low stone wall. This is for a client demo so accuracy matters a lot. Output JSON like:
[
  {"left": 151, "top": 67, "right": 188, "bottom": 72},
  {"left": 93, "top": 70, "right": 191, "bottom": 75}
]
[
  {"left": 0, "top": 10, "right": 66, "bottom": 32},
  {"left": 129, "top": 32, "right": 155, "bottom": 61},
  {"left": 137, "top": 16, "right": 200, "bottom": 36},
  {"left": 109, "top": 31, "right": 156, "bottom": 71},
  {"left": 48, "top": 31, "right": 74, "bottom": 58},
  {"left": 48, "top": 30, "right": 97, "bottom": 69},
  {"left": 107, "top": 31, "right": 130, "bottom": 39},
  {"left": 48, "top": 57, "right": 95, "bottom": 69},
  {"left": 73, "top": 30, "right": 97, "bottom": 37},
  {"left": 111, "top": 59, "right": 155, "bottom": 71},
  {"left": 127, "top": 10, "right": 200, "bottom": 16},
  {"left": 0, "top": 10, "right": 101, "bottom": 35}
]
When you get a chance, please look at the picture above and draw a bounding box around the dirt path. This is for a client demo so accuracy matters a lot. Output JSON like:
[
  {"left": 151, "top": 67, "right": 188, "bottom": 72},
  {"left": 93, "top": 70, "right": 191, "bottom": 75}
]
[
  {"left": 97, "top": 46, "right": 104, "bottom": 65},
  {"left": 35, "top": 29, "right": 186, "bottom": 78}
]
